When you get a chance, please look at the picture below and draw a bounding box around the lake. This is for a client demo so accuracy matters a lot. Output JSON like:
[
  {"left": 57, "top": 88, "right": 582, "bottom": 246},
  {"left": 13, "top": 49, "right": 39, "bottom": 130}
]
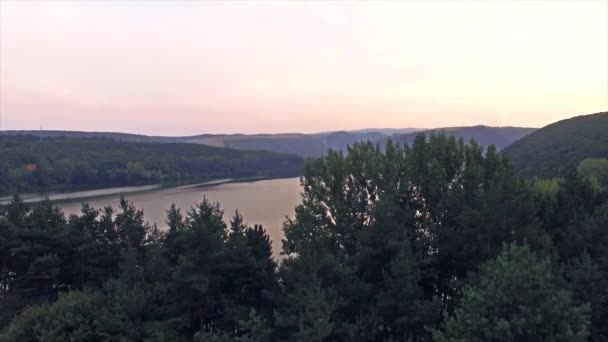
[{"left": 56, "top": 177, "right": 302, "bottom": 258}]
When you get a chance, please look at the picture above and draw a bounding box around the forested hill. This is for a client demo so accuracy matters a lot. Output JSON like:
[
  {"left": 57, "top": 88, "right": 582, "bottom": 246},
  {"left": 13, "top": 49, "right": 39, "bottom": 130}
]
[
  {"left": 216, "top": 131, "right": 387, "bottom": 157},
  {"left": 386, "top": 125, "right": 536, "bottom": 150},
  {"left": 0, "top": 130, "right": 186, "bottom": 142},
  {"left": 1, "top": 130, "right": 389, "bottom": 158},
  {"left": 1, "top": 138, "right": 607, "bottom": 340},
  {"left": 0, "top": 135, "right": 304, "bottom": 194},
  {"left": 503, "top": 112, "right": 608, "bottom": 177}
]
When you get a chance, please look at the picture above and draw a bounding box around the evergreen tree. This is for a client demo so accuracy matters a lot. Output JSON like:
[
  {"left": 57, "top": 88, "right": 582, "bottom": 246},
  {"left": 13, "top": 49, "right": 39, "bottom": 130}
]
[
  {"left": 163, "top": 198, "right": 228, "bottom": 336},
  {"left": 376, "top": 242, "right": 441, "bottom": 341},
  {"left": 1, "top": 134, "right": 607, "bottom": 341}
]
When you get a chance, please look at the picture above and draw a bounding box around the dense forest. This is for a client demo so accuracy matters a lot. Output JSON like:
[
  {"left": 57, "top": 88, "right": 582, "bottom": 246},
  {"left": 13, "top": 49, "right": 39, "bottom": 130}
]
[
  {"left": 0, "top": 130, "right": 189, "bottom": 143},
  {"left": 503, "top": 112, "right": 608, "bottom": 177},
  {"left": 3, "top": 125, "right": 535, "bottom": 158},
  {"left": 1, "top": 130, "right": 388, "bottom": 158},
  {"left": 0, "top": 136, "right": 304, "bottom": 194},
  {"left": 1, "top": 134, "right": 607, "bottom": 341}
]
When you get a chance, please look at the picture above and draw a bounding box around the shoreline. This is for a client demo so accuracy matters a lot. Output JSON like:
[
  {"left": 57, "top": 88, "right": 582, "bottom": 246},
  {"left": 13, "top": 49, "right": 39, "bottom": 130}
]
[{"left": 0, "top": 175, "right": 300, "bottom": 206}]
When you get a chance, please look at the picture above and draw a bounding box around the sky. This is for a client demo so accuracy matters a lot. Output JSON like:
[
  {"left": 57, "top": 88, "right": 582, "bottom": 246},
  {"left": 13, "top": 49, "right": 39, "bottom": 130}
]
[{"left": 0, "top": 1, "right": 607, "bottom": 135}]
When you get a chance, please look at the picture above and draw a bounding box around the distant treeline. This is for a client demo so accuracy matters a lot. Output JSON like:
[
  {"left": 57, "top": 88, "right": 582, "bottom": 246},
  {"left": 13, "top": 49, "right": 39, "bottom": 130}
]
[
  {"left": 0, "top": 130, "right": 388, "bottom": 158},
  {"left": 1, "top": 136, "right": 607, "bottom": 341},
  {"left": 0, "top": 135, "right": 304, "bottom": 194}
]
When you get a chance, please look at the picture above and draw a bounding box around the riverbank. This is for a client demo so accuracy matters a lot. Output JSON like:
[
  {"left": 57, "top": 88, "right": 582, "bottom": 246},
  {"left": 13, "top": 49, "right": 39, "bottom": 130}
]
[{"left": 0, "top": 175, "right": 299, "bottom": 206}]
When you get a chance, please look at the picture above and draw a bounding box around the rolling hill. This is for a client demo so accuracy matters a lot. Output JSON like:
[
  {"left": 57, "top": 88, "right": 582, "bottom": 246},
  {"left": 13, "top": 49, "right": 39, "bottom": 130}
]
[
  {"left": 2, "top": 125, "right": 536, "bottom": 159},
  {"left": 502, "top": 112, "right": 608, "bottom": 178},
  {"left": 386, "top": 125, "right": 536, "bottom": 150},
  {"left": 0, "top": 130, "right": 211, "bottom": 143},
  {"left": 336, "top": 128, "right": 420, "bottom": 135},
  {"left": 0, "top": 135, "right": 304, "bottom": 194},
  {"left": 1, "top": 130, "right": 391, "bottom": 157}
]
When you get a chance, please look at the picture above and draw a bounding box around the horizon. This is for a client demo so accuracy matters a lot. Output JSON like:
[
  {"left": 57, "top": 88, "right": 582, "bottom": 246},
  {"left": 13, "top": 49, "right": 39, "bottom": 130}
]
[
  {"left": 1, "top": 1, "right": 607, "bottom": 135},
  {"left": 2, "top": 122, "right": 547, "bottom": 137},
  {"left": 1, "top": 112, "right": 599, "bottom": 136}
]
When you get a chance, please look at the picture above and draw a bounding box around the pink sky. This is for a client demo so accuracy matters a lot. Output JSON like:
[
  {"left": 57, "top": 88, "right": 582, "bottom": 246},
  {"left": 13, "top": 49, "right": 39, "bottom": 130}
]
[{"left": 1, "top": 1, "right": 606, "bottom": 135}]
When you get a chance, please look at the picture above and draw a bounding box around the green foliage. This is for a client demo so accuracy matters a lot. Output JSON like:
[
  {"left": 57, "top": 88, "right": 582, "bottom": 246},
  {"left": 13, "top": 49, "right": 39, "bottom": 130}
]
[
  {"left": 281, "top": 135, "right": 550, "bottom": 341},
  {"left": 578, "top": 158, "right": 608, "bottom": 186},
  {"left": 1, "top": 290, "right": 102, "bottom": 342},
  {"left": 0, "top": 280, "right": 182, "bottom": 342},
  {"left": 532, "top": 172, "right": 608, "bottom": 341},
  {"left": 504, "top": 111, "right": 608, "bottom": 178},
  {"left": 0, "top": 195, "right": 281, "bottom": 340},
  {"left": 534, "top": 178, "right": 561, "bottom": 200},
  {"left": 274, "top": 245, "right": 338, "bottom": 342},
  {"left": 193, "top": 310, "right": 272, "bottom": 342},
  {"left": 432, "top": 243, "right": 590, "bottom": 342},
  {"left": 1, "top": 133, "right": 608, "bottom": 341},
  {"left": 0, "top": 135, "right": 303, "bottom": 193},
  {"left": 561, "top": 204, "right": 608, "bottom": 340}
]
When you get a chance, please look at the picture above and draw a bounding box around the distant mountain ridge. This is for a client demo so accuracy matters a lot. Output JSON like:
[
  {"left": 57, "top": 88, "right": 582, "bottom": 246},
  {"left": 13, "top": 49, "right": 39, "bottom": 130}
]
[
  {"left": 503, "top": 112, "right": 608, "bottom": 177},
  {"left": 2, "top": 125, "right": 536, "bottom": 157},
  {"left": 328, "top": 128, "right": 421, "bottom": 135},
  {"left": 0, "top": 129, "right": 395, "bottom": 157},
  {"left": 386, "top": 125, "right": 537, "bottom": 151}
]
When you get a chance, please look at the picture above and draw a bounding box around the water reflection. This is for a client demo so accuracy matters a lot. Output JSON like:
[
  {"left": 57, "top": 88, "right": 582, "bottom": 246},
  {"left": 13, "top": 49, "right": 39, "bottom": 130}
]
[{"left": 59, "top": 177, "right": 302, "bottom": 258}]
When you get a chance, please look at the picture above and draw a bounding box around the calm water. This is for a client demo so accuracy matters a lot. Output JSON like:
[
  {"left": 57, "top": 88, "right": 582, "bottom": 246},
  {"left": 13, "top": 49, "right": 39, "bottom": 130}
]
[{"left": 58, "top": 177, "right": 302, "bottom": 257}]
